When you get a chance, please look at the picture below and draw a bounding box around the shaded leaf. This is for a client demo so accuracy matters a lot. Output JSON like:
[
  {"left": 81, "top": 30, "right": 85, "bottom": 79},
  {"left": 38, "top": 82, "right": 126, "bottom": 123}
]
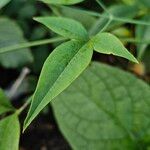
[
  {"left": 52, "top": 62, "right": 150, "bottom": 150},
  {"left": 24, "top": 40, "right": 93, "bottom": 130},
  {"left": 0, "top": 114, "right": 20, "bottom": 150},
  {"left": 92, "top": 32, "right": 138, "bottom": 63},
  {"left": 0, "top": 18, "right": 33, "bottom": 68},
  {"left": 34, "top": 17, "right": 88, "bottom": 41},
  {"left": 0, "top": 89, "right": 14, "bottom": 115},
  {"left": 41, "top": 0, "right": 84, "bottom": 5}
]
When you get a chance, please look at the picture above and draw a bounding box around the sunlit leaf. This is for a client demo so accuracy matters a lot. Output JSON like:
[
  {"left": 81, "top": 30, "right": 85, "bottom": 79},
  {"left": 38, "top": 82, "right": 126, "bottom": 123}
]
[
  {"left": 92, "top": 32, "right": 138, "bottom": 63},
  {"left": 24, "top": 40, "right": 93, "bottom": 130}
]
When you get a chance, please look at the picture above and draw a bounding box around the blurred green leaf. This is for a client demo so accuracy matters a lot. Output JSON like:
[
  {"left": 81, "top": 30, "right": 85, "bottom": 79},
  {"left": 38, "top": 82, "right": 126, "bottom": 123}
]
[
  {"left": 90, "top": 4, "right": 139, "bottom": 35},
  {"left": 24, "top": 40, "right": 93, "bottom": 130},
  {"left": 0, "top": 114, "right": 20, "bottom": 150},
  {"left": 41, "top": 0, "right": 84, "bottom": 5},
  {"left": 136, "top": 15, "right": 150, "bottom": 60},
  {"left": 34, "top": 17, "right": 88, "bottom": 41},
  {"left": 0, "top": 89, "right": 14, "bottom": 115},
  {"left": 52, "top": 62, "right": 150, "bottom": 150},
  {"left": 60, "top": 6, "right": 97, "bottom": 30},
  {"left": 0, "top": 18, "right": 33, "bottom": 68},
  {"left": 0, "top": 0, "right": 11, "bottom": 9},
  {"left": 92, "top": 32, "right": 138, "bottom": 63}
]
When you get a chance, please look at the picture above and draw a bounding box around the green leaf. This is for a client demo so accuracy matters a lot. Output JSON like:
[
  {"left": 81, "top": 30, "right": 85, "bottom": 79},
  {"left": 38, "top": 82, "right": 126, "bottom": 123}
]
[
  {"left": 24, "top": 40, "right": 93, "bottom": 130},
  {"left": 0, "top": 18, "right": 33, "bottom": 68},
  {"left": 34, "top": 17, "right": 88, "bottom": 41},
  {"left": 92, "top": 32, "right": 138, "bottom": 63},
  {"left": 52, "top": 62, "right": 150, "bottom": 150},
  {"left": 136, "top": 15, "right": 150, "bottom": 60},
  {"left": 60, "top": 6, "right": 97, "bottom": 30},
  {"left": 0, "top": 114, "right": 20, "bottom": 150},
  {"left": 40, "top": 0, "right": 84, "bottom": 5},
  {"left": 0, "top": 0, "right": 11, "bottom": 9},
  {"left": 0, "top": 89, "right": 14, "bottom": 115}
]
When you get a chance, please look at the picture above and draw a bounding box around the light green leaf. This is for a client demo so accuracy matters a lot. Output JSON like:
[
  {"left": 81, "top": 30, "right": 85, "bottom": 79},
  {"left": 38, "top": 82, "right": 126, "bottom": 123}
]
[
  {"left": 34, "top": 17, "right": 88, "bottom": 41},
  {"left": 24, "top": 40, "right": 93, "bottom": 130},
  {"left": 52, "top": 62, "right": 150, "bottom": 150},
  {"left": 40, "top": 0, "right": 84, "bottom": 5},
  {"left": 0, "top": 0, "right": 11, "bottom": 9},
  {"left": 0, "top": 114, "right": 20, "bottom": 150},
  {"left": 0, "top": 89, "right": 14, "bottom": 115},
  {"left": 136, "top": 15, "right": 150, "bottom": 60},
  {"left": 0, "top": 18, "right": 33, "bottom": 68},
  {"left": 92, "top": 32, "right": 138, "bottom": 63}
]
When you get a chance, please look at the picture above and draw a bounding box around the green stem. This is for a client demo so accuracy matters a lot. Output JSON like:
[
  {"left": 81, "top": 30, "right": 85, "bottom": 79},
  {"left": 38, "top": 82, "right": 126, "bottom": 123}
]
[
  {"left": 16, "top": 97, "right": 32, "bottom": 115},
  {"left": 121, "top": 38, "right": 150, "bottom": 44},
  {"left": 0, "top": 37, "right": 67, "bottom": 54}
]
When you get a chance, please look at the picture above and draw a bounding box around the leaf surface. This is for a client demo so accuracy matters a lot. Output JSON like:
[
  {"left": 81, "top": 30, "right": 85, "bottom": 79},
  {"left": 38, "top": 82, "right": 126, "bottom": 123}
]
[
  {"left": 0, "top": 114, "right": 20, "bottom": 150},
  {"left": 92, "top": 32, "right": 138, "bottom": 63},
  {"left": 52, "top": 62, "right": 150, "bottom": 150},
  {"left": 24, "top": 40, "right": 93, "bottom": 130},
  {"left": 40, "top": 0, "right": 84, "bottom": 5},
  {"left": 0, "top": 18, "right": 33, "bottom": 68},
  {"left": 0, "top": 89, "right": 14, "bottom": 115},
  {"left": 0, "top": 0, "right": 11, "bottom": 9},
  {"left": 34, "top": 17, "right": 88, "bottom": 41}
]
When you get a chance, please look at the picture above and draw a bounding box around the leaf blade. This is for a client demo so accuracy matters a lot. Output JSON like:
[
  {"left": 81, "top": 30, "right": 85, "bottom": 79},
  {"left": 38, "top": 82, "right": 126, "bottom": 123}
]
[
  {"left": 52, "top": 62, "right": 150, "bottom": 150},
  {"left": 92, "top": 32, "right": 138, "bottom": 63},
  {"left": 0, "top": 114, "right": 20, "bottom": 150},
  {"left": 34, "top": 17, "right": 88, "bottom": 41},
  {"left": 24, "top": 40, "right": 93, "bottom": 130}
]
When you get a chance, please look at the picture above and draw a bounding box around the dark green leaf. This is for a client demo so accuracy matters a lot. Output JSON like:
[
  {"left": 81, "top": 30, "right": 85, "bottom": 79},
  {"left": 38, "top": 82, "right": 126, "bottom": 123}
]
[
  {"left": 52, "top": 62, "right": 150, "bottom": 150},
  {"left": 92, "top": 32, "right": 138, "bottom": 63},
  {"left": 0, "top": 114, "right": 20, "bottom": 150},
  {"left": 0, "top": 0, "right": 11, "bottom": 9},
  {"left": 0, "top": 18, "right": 33, "bottom": 68},
  {"left": 24, "top": 40, "right": 93, "bottom": 130},
  {"left": 34, "top": 17, "right": 88, "bottom": 41}
]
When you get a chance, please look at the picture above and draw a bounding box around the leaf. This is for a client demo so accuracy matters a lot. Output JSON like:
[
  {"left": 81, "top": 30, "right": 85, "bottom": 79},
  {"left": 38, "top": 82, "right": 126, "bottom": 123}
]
[
  {"left": 52, "top": 62, "right": 150, "bottom": 150},
  {"left": 0, "top": 18, "right": 33, "bottom": 68},
  {"left": 34, "top": 17, "right": 88, "bottom": 41},
  {"left": 24, "top": 40, "right": 93, "bottom": 130},
  {"left": 0, "top": 0, "right": 11, "bottom": 9},
  {"left": 40, "top": 0, "right": 84, "bottom": 5},
  {"left": 0, "top": 89, "right": 14, "bottom": 115},
  {"left": 0, "top": 114, "right": 20, "bottom": 150},
  {"left": 136, "top": 15, "right": 150, "bottom": 59},
  {"left": 92, "top": 32, "right": 138, "bottom": 63},
  {"left": 60, "top": 6, "right": 97, "bottom": 30}
]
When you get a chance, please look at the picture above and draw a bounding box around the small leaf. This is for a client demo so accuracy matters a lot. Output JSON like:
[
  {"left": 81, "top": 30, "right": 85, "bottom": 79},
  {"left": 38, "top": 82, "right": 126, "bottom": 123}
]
[
  {"left": 0, "top": 88, "right": 14, "bottom": 115},
  {"left": 92, "top": 32, "right": 138, "bottom": 63},
  {"left": 0, "top": 18, "right": 33, "bottom": 68},
  {"left": 52, "top": 62, "right": 150, "bottom": 150},
  {"left": 24, "top": 40, "right": 93, "bottom": 130},
  {"left": 34, "top": 17, "right": 88, "bottom": 41},
  {"left": 0, "top": 0, "right": 11, "bottom": 9},
  {"left": 40, "top": 0, "right": 84, "bottom": 5},
  {"left": 0, "top": 114, "right": 20, "bottom": 150}
]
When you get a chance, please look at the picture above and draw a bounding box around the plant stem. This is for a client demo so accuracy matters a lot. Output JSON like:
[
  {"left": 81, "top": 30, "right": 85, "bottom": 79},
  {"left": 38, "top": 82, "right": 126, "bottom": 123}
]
[
  {"left": 120, "top": 38, "right": 150, "bottom": 44},
  {"left": 16, "top": 97, "right": 32, "bottom": 115},
  {"left": 0, "top": 37, "right": 67, "bottom": 54}
]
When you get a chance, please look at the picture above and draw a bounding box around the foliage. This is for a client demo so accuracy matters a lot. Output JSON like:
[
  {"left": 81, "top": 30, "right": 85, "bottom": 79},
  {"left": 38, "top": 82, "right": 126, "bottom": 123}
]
[{"left": 0, "top": 0, "right": 150, "bottom": 149}]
